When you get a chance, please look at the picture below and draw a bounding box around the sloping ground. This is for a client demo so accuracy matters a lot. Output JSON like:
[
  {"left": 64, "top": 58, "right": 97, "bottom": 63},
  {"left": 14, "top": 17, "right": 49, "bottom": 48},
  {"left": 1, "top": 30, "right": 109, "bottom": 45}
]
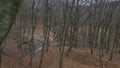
[
  {"left": 1, "top": 23, "right": 120, "bottom": 68},
  {"left": 69, "top": 48, "right": 120, "bottom": 68},
  {"left": 2, "top": 36, "right": 120, "bottom": 68}
]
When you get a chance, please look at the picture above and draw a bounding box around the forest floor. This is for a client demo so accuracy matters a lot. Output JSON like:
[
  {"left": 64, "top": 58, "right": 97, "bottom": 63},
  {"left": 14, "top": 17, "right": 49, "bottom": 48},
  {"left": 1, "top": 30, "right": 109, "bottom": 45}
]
[{"left": 1, "top": 23, "right": 120, "bottom": 68}]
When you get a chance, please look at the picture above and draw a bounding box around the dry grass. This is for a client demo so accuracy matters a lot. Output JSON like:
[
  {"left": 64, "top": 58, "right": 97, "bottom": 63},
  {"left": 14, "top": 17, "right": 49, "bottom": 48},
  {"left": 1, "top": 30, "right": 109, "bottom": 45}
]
[
  {"left": 1, "top": 23, "right": 120, "bottom": 68},
  {"left": 2, "top": 41, "right": 120, "bottom": 68}
]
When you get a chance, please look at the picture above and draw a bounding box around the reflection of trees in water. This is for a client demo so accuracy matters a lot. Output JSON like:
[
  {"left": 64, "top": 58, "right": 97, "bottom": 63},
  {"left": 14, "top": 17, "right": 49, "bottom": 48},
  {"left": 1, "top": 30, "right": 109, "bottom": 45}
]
[
  {"left": 21, "top": 40, "right": 43, "bottom": 56},
  {"left": 0, "top": 0, "right": 120, "bottom": 68}
]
